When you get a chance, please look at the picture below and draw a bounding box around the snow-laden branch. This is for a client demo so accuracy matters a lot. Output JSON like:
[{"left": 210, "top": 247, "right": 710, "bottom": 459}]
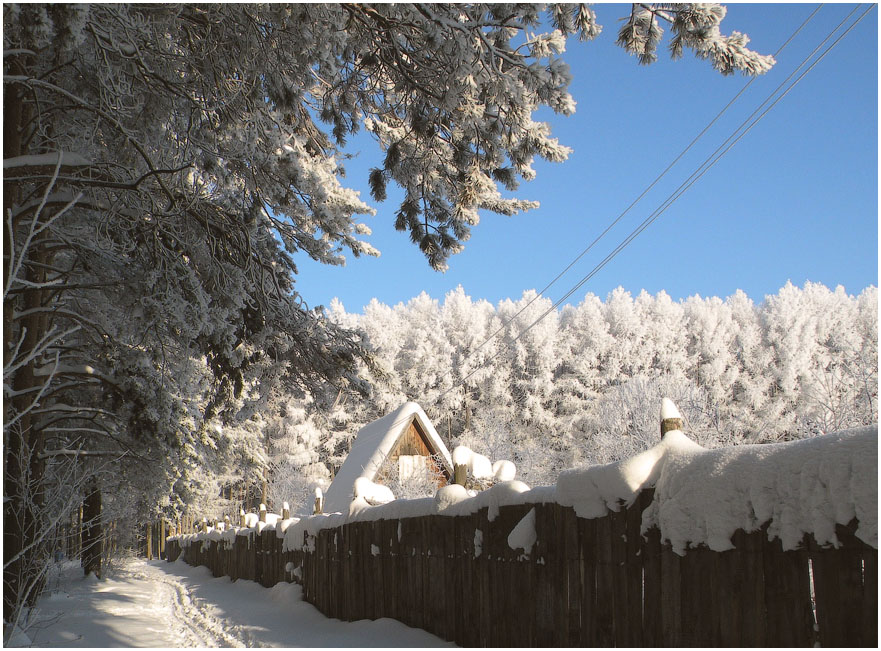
[
  {"left": 5, "top": 76, "right": 176, "bottom": 205},
  {"left": 38, "top": 449, "right": 126, "bottom": 460},
  {"left": 4, "top": 166, "right": 82, "bottom": 300}
]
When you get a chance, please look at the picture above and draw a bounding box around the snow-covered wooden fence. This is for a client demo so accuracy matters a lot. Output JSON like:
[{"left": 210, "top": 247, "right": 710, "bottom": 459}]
[{"left": 165, "top": 488, "right": 876, "bottom": 647}]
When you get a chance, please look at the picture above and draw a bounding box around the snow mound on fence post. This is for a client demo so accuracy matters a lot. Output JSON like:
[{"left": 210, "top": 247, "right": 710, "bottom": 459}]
[
  {"left": 555, "top": 430, "right": 703, "bottom": 518},
  {"left": 493, "top": 460, "right": 517, "bottom": 482},
  {"left": 660, "top": 397, "right": 682, "bottom": 420},
  {"left": 353, "top": 477, "right": 395, "bottom": 506},
  {"left": 435, "top": 483, "right": 472, "bottom": 511},
  {"left": 452, "top": 445, "right": 494, "bottom": 479}
]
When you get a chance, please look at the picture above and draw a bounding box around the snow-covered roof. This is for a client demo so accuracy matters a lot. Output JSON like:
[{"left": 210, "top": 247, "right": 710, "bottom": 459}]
[{"left": 323, "top": 402, "right": 453, "bottom": 514}]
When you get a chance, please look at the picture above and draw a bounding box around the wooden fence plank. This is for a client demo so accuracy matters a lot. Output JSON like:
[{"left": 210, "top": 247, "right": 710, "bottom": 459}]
[
  {"left": 659, "top": 544, "right": 682, "bottom": 647},
  {"left": 420, "top": 517, "right": 433, "bottom": 636},
  {"left": 465, "top": 512, "right": 481, "bottom": 648},
  {"left": 383, "top": 519, "right": 397, "bottom": 622},
  {"left": 327, "top": 529, "right": 337, "bottom": 620},
  {"left": 441, "top": 516, "right": 456, "bottom": 643},
  {"left": 371, "top": 524, "right": 381, "bottom": 621},
  {"left": 403, "top": 517, "right": 423, "bottom": 631},
  {"left": 641, "top": 524, "right": 662, "bottom": 646},
  {"left": 533, "top": 504, "right": 559, "bottom": 647},
  {"left": 340, "top": 524, "right": 352, "bottom": 621},
  {"left": 624, "top": 494, "right": 647, "bottom": 648},
  {"left": 862, "top": 545, "right": 878, "bottom": 647},
  {"left": 350, "top": 523, "right": 364, "bottom": 621},
  {"left": 476, "top": 509, "right": 491, "bottom": 647},
  {"left": 810, "top": 522, "right": 868, "bottom": 648},
  {"left": 548, "top": 504, "right": 569, "bottom": 648},
  {"left": 427, "top": 516, "right": 445, "bottom": 639},
  {"left": 608, "top": 506, "right": 630, "bottom": 647},
  {"left": 453, "top": 515, "right": 472, "bottom": 647},
  {"left": 578, "top": 516, "right": 598, "bottom": 647},
  {"left": 562, "top": 506, "right": 581, "bottom": 646},
  {"left": 763, "top": 533, "right": 813, "bottom": 647},
  {"left": 680, "top": 545, "right": 716, "bottom": 646},
  {"left": 496, "top": 504, "right": 534, "bottom": 647},
  {"left": 738, "top": 528, "right": 767, "bottom": 646},
  {"left": 716, "top": 533, "right": 744, "bottom": 646},
  {"left": 594, "top": 513, "right": 616, "bottom": 646}
]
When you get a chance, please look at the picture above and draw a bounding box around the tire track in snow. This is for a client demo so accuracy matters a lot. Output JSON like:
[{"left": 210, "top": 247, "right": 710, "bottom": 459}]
[{"left": 125, "top": 561, "right": 248, "bottom": 648}]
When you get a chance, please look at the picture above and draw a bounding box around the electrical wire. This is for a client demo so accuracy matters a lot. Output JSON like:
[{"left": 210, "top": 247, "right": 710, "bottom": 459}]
[
  {"left": 431, "top": 3, "right": 873, "bottom": 406},
  {"left": 455, "top": 4, "right": 825, "bottom": 367}
]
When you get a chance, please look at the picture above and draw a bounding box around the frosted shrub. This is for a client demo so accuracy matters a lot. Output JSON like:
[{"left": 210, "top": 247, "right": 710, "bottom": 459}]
[
  {"left": 267, "top": 458, "right": 330, "bottom": 516},
  {"left": 376, "top": 453, "right": 447, "bottom": 502}
]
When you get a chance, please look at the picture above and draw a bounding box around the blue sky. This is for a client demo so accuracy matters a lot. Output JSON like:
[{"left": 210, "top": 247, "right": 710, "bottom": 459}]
[{"left": 294, "top": 3, "right": 878, "bottom": 313}]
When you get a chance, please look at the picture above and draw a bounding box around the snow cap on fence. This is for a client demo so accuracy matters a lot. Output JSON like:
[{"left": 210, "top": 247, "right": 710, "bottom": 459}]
[
  {"left": 353, "top": 477, "right": 395, "bottom": 506},
  {"left": 556, "top": 430, "right": 703, "bottom": 519},
  {"left": 644, "top": 424, "right": 878, "bottom": 554},
  {"left": 435, "top": 483, "right": 472, "bottom": 511},
  {"left": 556, "top": 424, "right": 877, "bottom": 553},
  {"left": 660, "top": 397, "right": 684, "bottom": 437},
  {"left": 440, "top": 479, "right": 534, "bottom": 521},
  {"left": 452, "top": 445, "right": 495, "bottom": 480},
  {"left": 492, "top": 460, "right": 517, "bottom": 482},
  {"left": 660, "top": 397, "right": 682, "bottom": 420},
  {"left": 177, "top": 417, "right": 876, "bottom": 562}
]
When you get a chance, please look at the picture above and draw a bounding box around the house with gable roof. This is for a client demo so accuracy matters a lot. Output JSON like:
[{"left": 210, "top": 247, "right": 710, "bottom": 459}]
[{"left": 323, "top": 402, "right": 453, "bottom": 514}]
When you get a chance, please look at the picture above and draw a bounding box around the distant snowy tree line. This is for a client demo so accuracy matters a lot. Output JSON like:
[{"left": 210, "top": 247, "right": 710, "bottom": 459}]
[
  {"left": 3, "top": 3, "right": 776, "bottom": 638},
  {"left": 261, "top": 281, "right": 877, "bottom": 512}
]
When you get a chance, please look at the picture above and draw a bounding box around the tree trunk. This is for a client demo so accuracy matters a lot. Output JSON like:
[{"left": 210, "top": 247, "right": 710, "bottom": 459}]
[
  {"left": 81, "top": 482, "right": 102, "bottom": 578},
  {"left": 4, "top": 54, "right": 51, "bottom": 626}
]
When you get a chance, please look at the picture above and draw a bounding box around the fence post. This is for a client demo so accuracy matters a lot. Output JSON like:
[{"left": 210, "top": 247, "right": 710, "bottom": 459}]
[
  {"left": 77, "top": 504, "right": 83, "bottom": 558},
  {"left": 283, "top": 502, "right": 290, "bottom": 520},
  {"left": 159, "top": 519, "right": 166, "bottom": 559},
  {"left": 240, "top": 508, "right": 247, "bottom": 528},
  {"left": 660, "top": 398, "right": 683, "bottom": 437},
  {"left": 259, "top": 503, "right": 267, "bottom": 523},
  {"left": 453, "top": 464, "right": 467, "bottom": 486},
  {"left": 146, "top": 522, "right": 153, "bottom": 560},
  {"left": 314, "top": 490, "right": 323, "bottom": 515}
]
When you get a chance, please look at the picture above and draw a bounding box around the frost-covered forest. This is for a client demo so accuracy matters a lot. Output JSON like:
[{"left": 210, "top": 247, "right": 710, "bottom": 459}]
[
  {"left": 4, "top": 2, "right": 867, "bottom": 642},
  {"left": 263, "top": 281, "right": 877, "bottom": 513}
]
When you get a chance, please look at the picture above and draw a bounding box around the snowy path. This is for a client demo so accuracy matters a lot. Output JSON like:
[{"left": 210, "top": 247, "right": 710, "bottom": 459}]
[{"left": 22, "top": 557, "right": 453, "bottom": 647}]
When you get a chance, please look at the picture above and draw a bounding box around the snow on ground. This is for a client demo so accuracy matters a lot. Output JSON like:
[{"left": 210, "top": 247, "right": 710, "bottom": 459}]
[{"left": 19, "top": 556, "right": 453, "bottom": 648}]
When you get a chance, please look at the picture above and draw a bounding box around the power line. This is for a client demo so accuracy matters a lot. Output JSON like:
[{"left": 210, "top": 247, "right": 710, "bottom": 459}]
[
  {"left": 526, "top": 3, "right": 870, "bottom": 318},
  {"left": 432, "top": 3, "right": 872, "bottom": 406},
  {"left": 435, "top": 4, "right": 825, "bottom": 390}
]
